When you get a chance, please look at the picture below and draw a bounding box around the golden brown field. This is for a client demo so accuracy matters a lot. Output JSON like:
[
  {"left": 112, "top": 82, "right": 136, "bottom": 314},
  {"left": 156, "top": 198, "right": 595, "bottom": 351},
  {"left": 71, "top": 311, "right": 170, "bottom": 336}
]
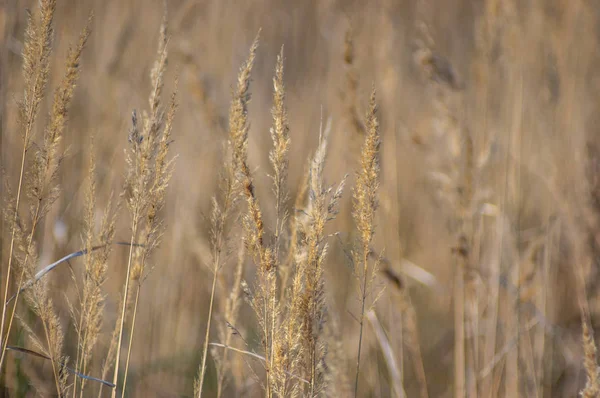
[{"left": 1, "top": 0, "right": 600, "bottom": 397}]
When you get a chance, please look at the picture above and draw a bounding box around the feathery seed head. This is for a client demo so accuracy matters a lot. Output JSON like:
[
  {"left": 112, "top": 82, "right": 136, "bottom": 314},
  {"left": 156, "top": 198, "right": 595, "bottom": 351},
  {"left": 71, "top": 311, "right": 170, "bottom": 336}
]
[{"left": 353, "top": 87, "right": 380, "bottom": 247}]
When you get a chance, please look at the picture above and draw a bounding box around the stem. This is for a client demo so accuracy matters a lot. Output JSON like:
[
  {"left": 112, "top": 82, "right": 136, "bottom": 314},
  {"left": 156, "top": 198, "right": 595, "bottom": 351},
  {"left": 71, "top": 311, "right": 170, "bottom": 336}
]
[
  {"left": 310, "top": 287, "right": 318, "bottom": 397},
  {"left": 210, "top": 342, "right": 309, "bottom": 385},
  {"left": 197, "top": 263, "right": 219, "bottom": 398},
  {"left": 74, "top": 287, "right": 87, "bottom": 398},
  {"left": 111, "top": 221, "right": 138, "bottom": 398},
  {"left": 270, "top": 276, "right": 276, "bottom": 398},
  {"left": 353, "top": 250, "right": 369, "bottom": 397},
  {"left": 78, "top": 296, "right": 94, "bottom": 398},
  {"left": 41, "top": 311, "right": 63, "bottom": 396},
  {"left": 0, "top": 143, "right": 28, "bottom": 371},
  {"left": 0, "top": 198, "right": 43, "bottom": 373},
  {"left": 121, "top": 285, "right": 140, "bottom": 397},
  {"left": 263, "top": 272, "right": 271, "bottom": 398}
]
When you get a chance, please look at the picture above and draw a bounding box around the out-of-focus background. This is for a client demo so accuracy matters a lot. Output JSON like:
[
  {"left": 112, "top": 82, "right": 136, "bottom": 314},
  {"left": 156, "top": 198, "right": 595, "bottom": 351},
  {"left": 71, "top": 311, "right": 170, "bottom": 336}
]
[{"left": 2, "top": 0, "right": 600, "bottom": 396}]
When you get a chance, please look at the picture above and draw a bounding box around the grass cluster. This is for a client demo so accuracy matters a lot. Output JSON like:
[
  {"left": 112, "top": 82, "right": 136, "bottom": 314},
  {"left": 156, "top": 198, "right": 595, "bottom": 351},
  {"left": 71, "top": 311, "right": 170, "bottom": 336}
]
[{"left": 2, "top": 0, "right": 600, "bottom": 397}]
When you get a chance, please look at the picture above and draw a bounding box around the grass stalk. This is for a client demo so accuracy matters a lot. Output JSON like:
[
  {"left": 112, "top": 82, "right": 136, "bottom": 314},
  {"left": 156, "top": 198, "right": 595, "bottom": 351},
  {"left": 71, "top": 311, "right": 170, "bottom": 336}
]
[
  {"left": 197, "top": 259, "right": 220, "bottom": 397},
  {"left": 121, "top": 285, "right": 141, "bottom": 397},
  {"left": 352, "top": 88, "right": 380, "bottom": 397}
]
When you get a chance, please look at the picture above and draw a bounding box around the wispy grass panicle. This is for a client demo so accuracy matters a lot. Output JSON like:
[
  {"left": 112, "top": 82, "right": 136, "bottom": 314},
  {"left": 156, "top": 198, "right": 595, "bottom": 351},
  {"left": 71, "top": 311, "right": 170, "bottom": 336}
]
[
  {"left": 149, "top": 9, "right": 169, "bottom": 118},
  {"left": 0, "top": 8, "right": 90, "bottom": 394},
  {"left": 267, "top": 47, "right": 301, "bottom": 398},
  {"left": 290, "top": 121, "right": 347, "bottom": 397},
  {"left": 21, "top": 0, "right": 56, "bottom": 134},
  {"left": 353, "top": 88, "right": 380, "bottom": 247},
  {"left": 239, "top": 103, "right": 278, "bottom": 398},
  {"left": 230, "top": 32, "right": 260, "bottom": 176},
  {"left": 238, "top": 44, "right": 293, "bottom": 398},
  {"left": 352, "top": 87, "right": 381, "bottom": 398},
  {"left": 130, "top": 83, "right": 178, "bottom": 283},
  {"left": 0, "top": 0, "right": 58, "bottom": 371},
  {"left": 28, "top": 13, "right": 92, "bottom": 224},
  {"left": 269, "top": 46, "right": 290, "bottom": 258},
  {"left": 273, "top": 163, "right": 310, "bottom": 398},
  {"left": 196, "top": 32, "right": 260, "bottom": 398},
  {"left": 41, "top": 11, "right": 92, "bottom": 177},
  {"left": 112, "top": 12, "right": 177, "bottom": 397},
  {"left": 73, "top": 146, "right": 118, "bottom": 398},
  {"left": 122, "top": 83, "right": 178, "bottom": 395}
]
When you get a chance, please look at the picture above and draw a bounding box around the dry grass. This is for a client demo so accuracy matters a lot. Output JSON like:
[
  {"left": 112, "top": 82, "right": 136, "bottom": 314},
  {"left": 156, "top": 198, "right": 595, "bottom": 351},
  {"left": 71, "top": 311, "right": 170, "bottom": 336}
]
[{"left": 2, "top": 0, "right": 600, "bottom": 397}]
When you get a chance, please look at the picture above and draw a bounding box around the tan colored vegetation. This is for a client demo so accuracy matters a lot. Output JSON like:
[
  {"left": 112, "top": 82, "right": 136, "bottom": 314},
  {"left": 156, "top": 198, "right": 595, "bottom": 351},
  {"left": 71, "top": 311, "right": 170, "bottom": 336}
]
[{"left": 2, "top": 0, "right": 600, "bottom": 397}]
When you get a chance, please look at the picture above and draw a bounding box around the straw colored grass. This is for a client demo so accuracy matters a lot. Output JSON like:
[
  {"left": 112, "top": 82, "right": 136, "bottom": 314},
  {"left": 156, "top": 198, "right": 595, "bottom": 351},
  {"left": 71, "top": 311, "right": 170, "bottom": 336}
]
[{"left": 2, "top": 1, "right": 600, "bottom": 397}]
